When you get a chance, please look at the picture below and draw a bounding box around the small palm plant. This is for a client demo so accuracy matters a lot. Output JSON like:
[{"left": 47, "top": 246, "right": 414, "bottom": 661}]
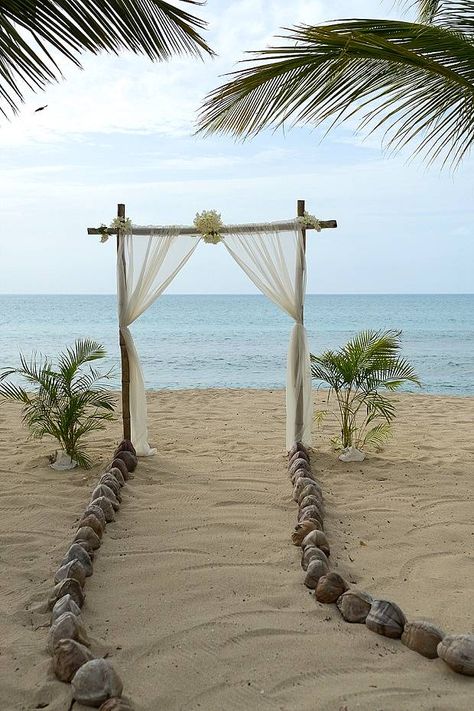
[
  {"left": 311, "top": 330, "right": 420, "bottom": 457},
  {"left": 0, "top": 339, "right": 115, "bottom": 469}
]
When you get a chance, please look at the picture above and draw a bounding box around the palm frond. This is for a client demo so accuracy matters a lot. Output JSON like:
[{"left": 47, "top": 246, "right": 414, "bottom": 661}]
[
  {"left": 0, "top": 380, "right": 32, "bottom": 404},
  {"left": 197, "top": 19, "right": 474, "bottom": 168},
  {"left": 0, "top": 0, "right": 213, "bottom": 118},
  {"left": 413, "top": 0, "right": 474, "bottom": 34},
  {"left": 58, "top": 339, "right": 107, "bottom": 386},
  {"left": 361, "top": 422, "right": 392, "bottom": 449},
  {"left": 364, "top": 393, "right": 397, "bottom": 423},
  {"left": 363, "top": 357, "right": 421, "bottom": 390},
  {"left": 314, "top": 409, "right": 329, "bottom": 425}
]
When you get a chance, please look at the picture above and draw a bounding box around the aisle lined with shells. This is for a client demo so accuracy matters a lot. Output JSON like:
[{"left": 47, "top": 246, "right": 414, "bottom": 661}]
[
  {"left": 288, "top": 441, "right": 474, "bottom": 677},
  {"left": 47, "top": 441, "right": 138, "bottom": 710}
]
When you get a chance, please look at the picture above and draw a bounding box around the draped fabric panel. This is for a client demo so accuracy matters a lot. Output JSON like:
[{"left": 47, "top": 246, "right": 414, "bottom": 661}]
[
  {"left": 222, "top": 224, "right": 313, "bottom": 449},
  {"left": 117, "top": 230, "right": 200, "bottom": 455}
]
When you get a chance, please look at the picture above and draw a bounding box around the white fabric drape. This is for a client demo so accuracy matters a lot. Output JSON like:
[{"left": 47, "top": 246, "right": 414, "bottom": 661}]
[
  {"left": 117, "top": 229, "right": 200, "bottom": 455},
  {"left": 222, "top": 224, "right": 313, "bottom": 450}
]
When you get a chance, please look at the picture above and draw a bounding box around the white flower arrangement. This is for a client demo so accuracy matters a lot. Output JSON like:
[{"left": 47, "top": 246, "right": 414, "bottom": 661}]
[
  {"left": 111, "top": 216, "right": 133, "bottom": 233},
  {"left": 193, "top": 210, "right": 223, "bottom": 244},
  {"left": 297, "top": 211, "right": 321, "bottom": 232},
  {"left": 99, "top": 217, "right": 133, "bottom": 243}
]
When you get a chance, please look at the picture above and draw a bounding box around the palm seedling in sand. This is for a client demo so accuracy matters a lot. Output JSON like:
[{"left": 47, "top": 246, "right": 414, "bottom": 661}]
[
  {"left": 0, "top": 339, "right": 115, "bottom": 469},
  {"left": 311, "top": 330, "right": 420, "bottom": 459}
]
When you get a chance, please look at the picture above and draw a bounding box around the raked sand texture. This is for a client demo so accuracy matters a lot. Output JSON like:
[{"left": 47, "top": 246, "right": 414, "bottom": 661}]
[{"left": 0, "top": 390, "right": 473, "bottom": 711}]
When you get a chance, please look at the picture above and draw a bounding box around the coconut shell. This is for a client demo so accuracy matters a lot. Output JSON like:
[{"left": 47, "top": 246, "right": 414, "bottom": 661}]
[
  {"left": 288, "top": 442, "right": 309, "bottom": 459},
  {"left": 83, "top": 504, "right": 107, "bottom": 527},
  {"left": 297, "top": 483, "right": 323, "bottom": 505},
  {"left": 299, "top": 494, "right": 324, "bottom": 512},
  {"left": 291, "top": 521, "right": 320, "bottom": 545},
  {"left": 114, "top": 450, "right": 137, "bottom": 473},
  {"left": 52, "top": 639, "right": 95, "bottom": 682},
  {"left": 304, "top": 559, "right": 329, "bottom": 589},
  {"left": 337, "top": 590, "right": 373, "bottom": 623},
  {"left": 401, "top": 620, "right": 445, "bottom": 659},
  {"left": 98, "top": 475, "right": 122, "bottom": 501},
  {"left": 290, "top": 468, "right": 317, "bottom": 485},
  {"left": 298, "top": 504, "right": 324, "bottom": 524},
  {"left": 288, "top": 458, "right": 311, "bottom": 478},
  {"left": 297, "top": 509, "right": 323, "bottom": 528},
  {"left": 107, "top": 467, "right": 125, "bottom": 487},
  {"left": 54, "top": 559, "right": 87, "bottom": 587},
  {"left": 78, "top": 514, "right": 104, "bottom": 539},
  {"left": 74, "top": 539, "right": 96, "bottom": 561},
  {"left": 47, "top": 611, "right": 90, "bottom": 653},
  {"left": 301, "top": 530, "right": 330, "bottom": 556},
  {"left": 111, "top": 459, "right": 129, "bottom": 481},
  {"left": 114, "top": 439, "right": 136, "bottom": 457},
  {"left": 315, "top": 573, "right": 349, "bottom": 603},
  {"left": 365, "top": 599, "right": 406, "bottom": 639},
  {"left": 293, "top": 477, "right": 318, "bottom": 502},
  {"left": 49, "top": 578, "right": 85, "bottom": 610},
  {"left": 92, "top": 496, "right": 115, "bottom": 523},
  {"left": 72, "top": 659, "right": 123, "bottom": 707},
  {"left": 51, "top": 594, "right": 82, "bottom": 624},
  {"left": 75, "top": 526, "right": 101, "bottom": 551},
  {"left": 288, "top": 449, "right": 310, "bottom": 467},
  {"left": 61, "top": 544, "right": 93, "bottom": 576},
  {"left": 301, "top": 546, "right": 329, "bottom": 571},
  {"left": 91, "top": 484, "right": 120, "bottom": 511},
  {"left": 437, "top": 634, "right": 474, "bottom": 676}
]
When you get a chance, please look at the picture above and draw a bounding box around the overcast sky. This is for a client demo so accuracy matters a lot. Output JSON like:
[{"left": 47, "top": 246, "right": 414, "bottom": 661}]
[{"left": 1, "top": 0, "right": 473, "bottom": 295}]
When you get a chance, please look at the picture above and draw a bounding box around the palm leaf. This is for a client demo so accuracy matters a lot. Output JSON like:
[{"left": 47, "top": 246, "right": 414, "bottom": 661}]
[
  {"left": 197, "top": 18, "right": 474, "bottom": 168},
  {"left": 1, "top": 0, "right": 213, "bottom": 118},
  {"left": 314, "top": 409, "right": 329, "bottom": 425},
  {"left": 411, "top": 0, "right": 474, "bottom": 33},
  {"left": 361, "top": 422, "right": 392, "bottom": 449},
  {"left": 58, "top": 339, "right": 107, "bottom": 385}
]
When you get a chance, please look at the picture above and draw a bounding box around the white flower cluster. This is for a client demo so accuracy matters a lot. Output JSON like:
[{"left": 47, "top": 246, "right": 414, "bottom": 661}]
[
  {"left": 297, "top": 211, "right": 321, "bottom": 232},
  {"left": 193, "top": 210, "right": 223, "bottom": 244},
  {"left": 111, "top": 217, "right": 133, "bottom": 234},
  {"left": 98, "top": 217, "right": 133, "bottom": 243}
]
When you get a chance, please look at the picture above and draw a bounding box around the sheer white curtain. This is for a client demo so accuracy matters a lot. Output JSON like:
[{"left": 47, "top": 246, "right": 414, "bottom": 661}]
[
  {"left": 117, "top": 229, "right": 200, "bottom": 455},
  {"left": 222, "top": 224, "right": 313, "bottom": 450}
]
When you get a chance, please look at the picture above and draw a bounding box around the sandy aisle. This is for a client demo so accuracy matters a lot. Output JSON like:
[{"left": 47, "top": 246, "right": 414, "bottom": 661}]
[{"left": 0, "top": 390, "right": 473, "bottom": 710}]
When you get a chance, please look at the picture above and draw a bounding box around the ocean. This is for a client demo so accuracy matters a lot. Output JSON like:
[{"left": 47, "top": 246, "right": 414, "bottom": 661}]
[{"left": 0, "top": 294, "right": 473, "bottom": 395}]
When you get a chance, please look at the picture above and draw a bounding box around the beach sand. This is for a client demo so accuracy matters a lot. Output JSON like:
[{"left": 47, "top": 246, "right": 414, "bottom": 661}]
[{"left": 0, "top": 389, "right": 473, "bottom": 710}]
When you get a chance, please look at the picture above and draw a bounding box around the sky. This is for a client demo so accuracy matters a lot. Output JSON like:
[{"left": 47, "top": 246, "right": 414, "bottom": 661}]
[{"left": 1, "top": 0, "right": 473, "bottom": 295}]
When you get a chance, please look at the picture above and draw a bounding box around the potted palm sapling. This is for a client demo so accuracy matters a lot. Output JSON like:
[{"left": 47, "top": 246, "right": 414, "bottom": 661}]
[
  {"left": 0, "top": 339, "right": 115, "bottom": 469},
  {"left": 311, "top": 330, "right": 420, "bottom": 461}
]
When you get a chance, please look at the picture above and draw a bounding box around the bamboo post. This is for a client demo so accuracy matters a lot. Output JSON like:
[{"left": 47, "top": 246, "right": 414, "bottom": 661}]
[
  {"left": 117, "top": 203, "right": 131, "bottom": 441},
  {"left": 294, "top": 199, "right": 306, "bottom": 442}
]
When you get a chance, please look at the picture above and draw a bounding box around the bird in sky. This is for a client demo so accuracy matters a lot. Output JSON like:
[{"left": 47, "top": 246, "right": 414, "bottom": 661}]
[{"left": 34, "top": 105, "right": 48, "bottom": 112}]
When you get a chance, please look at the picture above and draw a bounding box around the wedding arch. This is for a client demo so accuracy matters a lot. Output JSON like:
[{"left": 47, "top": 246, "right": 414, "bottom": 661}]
[{"left": 88, "top": 201, "right": 337, "bottom": 456}]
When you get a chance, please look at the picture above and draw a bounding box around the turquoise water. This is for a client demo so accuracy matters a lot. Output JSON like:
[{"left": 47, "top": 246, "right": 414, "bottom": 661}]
[{"left": 0, "top": 294, "right": 473, "bottom": 395}]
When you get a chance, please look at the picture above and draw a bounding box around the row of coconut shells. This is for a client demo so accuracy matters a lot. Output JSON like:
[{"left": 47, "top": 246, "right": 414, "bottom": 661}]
[
  {"left": 46, "top": 440, "right": 139, "bottom": 709},
  {"left": 288, "top": 441, "right": 474, "bottom": 677}
]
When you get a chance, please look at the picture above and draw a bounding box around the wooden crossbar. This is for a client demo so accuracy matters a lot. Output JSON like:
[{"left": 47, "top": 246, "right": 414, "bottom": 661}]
[{"left": 87, "top": 219, "right": 337, "bottom": 237}]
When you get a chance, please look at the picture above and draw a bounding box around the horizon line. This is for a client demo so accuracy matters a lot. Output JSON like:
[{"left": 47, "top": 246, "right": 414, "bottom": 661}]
[{"left": 0, "top": 292, "right": 473, "bottom": 297}]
